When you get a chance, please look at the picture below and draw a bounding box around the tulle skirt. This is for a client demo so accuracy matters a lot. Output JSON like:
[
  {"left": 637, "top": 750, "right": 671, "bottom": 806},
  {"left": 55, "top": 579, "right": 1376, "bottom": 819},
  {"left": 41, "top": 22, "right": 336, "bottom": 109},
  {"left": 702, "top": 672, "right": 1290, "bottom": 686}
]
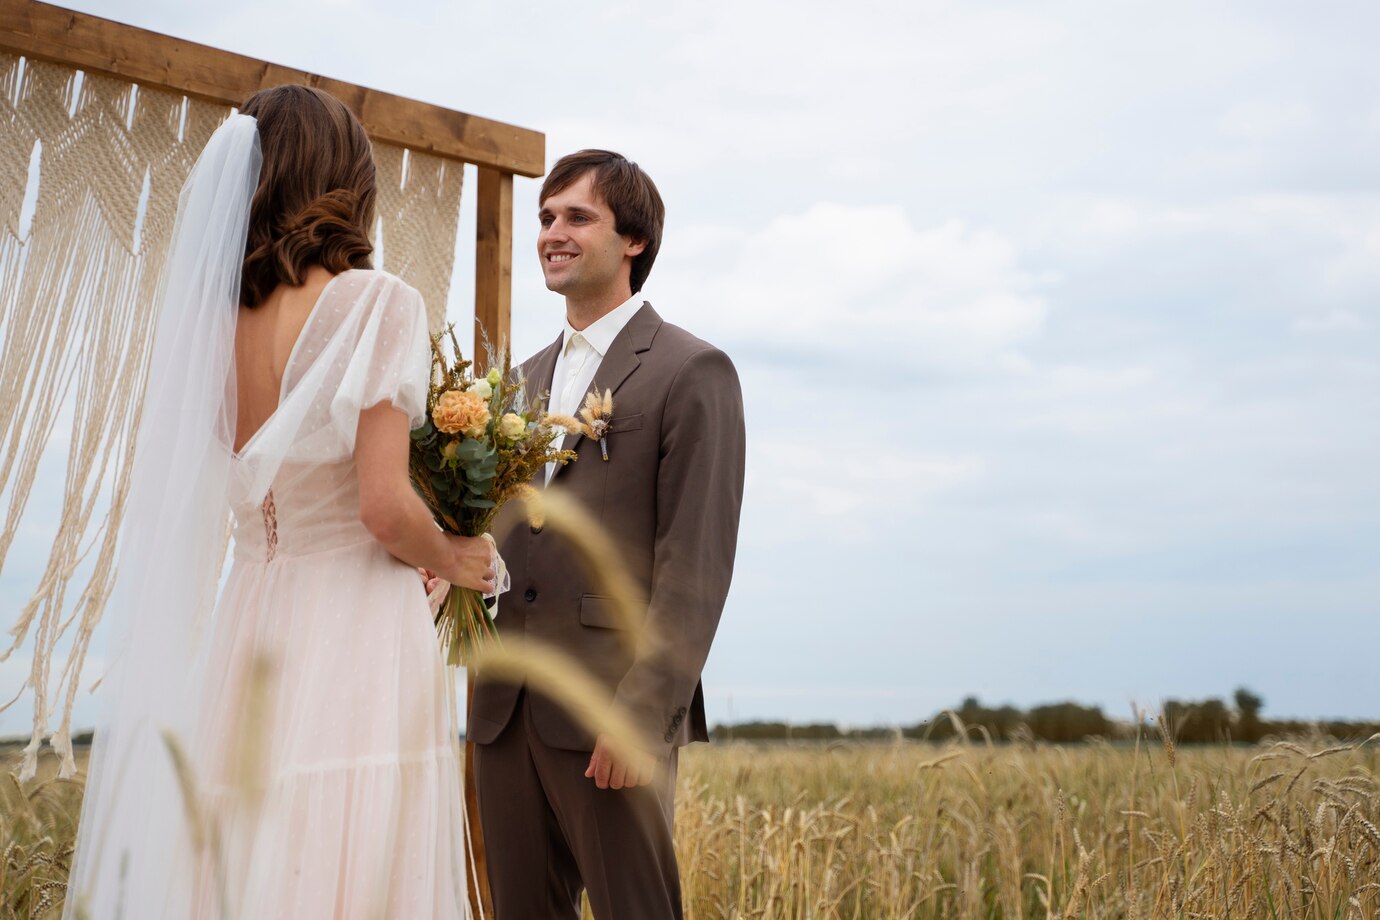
[{"left": 190, "top": 538, "right": 468, "bottom": 919}]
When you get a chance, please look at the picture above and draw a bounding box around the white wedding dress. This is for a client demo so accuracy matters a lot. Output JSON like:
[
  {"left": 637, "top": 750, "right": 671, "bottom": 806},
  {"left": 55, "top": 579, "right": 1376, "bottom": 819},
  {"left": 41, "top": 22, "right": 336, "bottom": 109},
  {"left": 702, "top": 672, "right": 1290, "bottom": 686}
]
[
  {"left": 62, "top": 116, "right": 472, "bottom": 920},
  {"left": 182, "top": 268, "right": 469, "bottom": 918}
]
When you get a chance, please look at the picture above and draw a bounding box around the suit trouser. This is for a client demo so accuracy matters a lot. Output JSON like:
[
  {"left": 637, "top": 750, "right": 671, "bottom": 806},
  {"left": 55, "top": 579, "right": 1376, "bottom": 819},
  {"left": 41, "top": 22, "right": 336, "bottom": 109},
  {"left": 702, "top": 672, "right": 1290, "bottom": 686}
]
[{"left": 474, "top": 689, "right": 683, "bottom": 920}]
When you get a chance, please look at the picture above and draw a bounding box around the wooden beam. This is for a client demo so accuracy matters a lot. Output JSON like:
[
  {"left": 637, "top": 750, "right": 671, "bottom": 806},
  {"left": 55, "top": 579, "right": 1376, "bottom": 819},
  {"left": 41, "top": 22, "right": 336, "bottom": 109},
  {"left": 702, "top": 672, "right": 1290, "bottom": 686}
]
[
  {"left": 0, "top": 0, "right": 545, "bottom": 177},
  {"left": 466, "top": 164, "right": 513, "bottom": 920},
  {"left": 463, "top": 677, "right": 493, "bottom": 918},
  {"left": 474, "top": 166, "right": 514, "bottom": 366}
]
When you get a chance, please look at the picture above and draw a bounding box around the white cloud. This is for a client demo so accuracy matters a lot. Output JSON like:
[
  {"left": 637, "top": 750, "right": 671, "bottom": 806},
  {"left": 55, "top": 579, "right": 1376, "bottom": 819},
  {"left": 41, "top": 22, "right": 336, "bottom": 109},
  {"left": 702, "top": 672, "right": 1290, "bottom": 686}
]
[
  {"left": 1219, "top": 99, "right": 1316, "bottom": 140},
  {"left": 774, "top": 448, "right": 981, "bottom": 520},
  {"left": 1323, "top": 223, "right": 1380, "bottom": 298},
  {"left": 1294, "top": 309, "right": 1368, "bottom": 334},
  {"left": 657, "top": 204, "right": 1049, "bottom": 367},
  {"left": 1040, "top": 192, "right": 1380, "bottom": 251},
  {"left": 740, "top": 416, "right": 983, "bottom": 551}
]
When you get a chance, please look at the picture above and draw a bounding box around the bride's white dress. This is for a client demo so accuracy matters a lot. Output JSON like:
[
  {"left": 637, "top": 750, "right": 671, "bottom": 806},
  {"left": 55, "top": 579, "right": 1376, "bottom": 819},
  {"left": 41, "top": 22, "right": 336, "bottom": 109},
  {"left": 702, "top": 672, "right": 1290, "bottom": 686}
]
[{"left": 189, "top": 268, "right": 467, "bottom": 918}]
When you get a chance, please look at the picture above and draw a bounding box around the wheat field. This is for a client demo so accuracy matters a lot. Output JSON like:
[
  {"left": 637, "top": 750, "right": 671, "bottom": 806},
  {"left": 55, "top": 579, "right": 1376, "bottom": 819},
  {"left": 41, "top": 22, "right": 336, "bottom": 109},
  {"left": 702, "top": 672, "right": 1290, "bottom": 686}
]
[
  {"left": 673, "top": 737, "right": 1380, "bottom": 919},
  {"left": 4, "top": 735, "right": 1380, "bottom": 918}
]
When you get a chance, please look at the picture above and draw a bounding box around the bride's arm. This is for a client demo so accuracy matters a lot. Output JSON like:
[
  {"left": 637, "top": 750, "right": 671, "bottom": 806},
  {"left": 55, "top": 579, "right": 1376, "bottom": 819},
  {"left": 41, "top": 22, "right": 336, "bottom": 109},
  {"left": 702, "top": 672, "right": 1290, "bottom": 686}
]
[{"left": 355, "top": 402, "right": 496, "bottom": 594}]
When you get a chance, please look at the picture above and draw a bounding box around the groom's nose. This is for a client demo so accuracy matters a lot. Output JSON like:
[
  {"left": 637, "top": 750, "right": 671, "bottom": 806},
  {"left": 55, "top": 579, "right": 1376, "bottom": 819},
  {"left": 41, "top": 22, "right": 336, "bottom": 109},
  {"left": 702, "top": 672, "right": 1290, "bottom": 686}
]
[{"left": 542, "top": 218, "right": 570, "bottom": 241}]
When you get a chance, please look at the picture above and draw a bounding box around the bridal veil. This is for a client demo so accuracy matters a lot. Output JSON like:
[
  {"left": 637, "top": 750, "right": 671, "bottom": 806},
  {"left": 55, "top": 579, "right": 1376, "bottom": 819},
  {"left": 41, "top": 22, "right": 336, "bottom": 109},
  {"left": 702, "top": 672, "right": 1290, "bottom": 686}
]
[{"left": 63, "top": 113, "right": 260, "bottom": 919}]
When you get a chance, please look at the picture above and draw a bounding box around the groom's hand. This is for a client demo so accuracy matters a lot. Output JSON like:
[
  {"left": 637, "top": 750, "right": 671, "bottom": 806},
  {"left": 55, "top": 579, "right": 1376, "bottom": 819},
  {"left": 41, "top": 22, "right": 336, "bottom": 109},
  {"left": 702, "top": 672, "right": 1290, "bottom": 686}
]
[
  {"left": 584, "top": 734, "right": 655, "bottom": 790},
  {"left": 419, "top": 567, "right": 443, "bottom": 594}
]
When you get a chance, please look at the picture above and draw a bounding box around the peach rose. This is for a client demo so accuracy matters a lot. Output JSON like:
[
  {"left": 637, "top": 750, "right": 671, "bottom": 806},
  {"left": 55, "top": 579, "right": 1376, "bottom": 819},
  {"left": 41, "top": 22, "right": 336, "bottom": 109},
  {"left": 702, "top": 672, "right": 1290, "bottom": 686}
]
[{"left": 432, "top": 389, "right": 490, "bottom": 437}]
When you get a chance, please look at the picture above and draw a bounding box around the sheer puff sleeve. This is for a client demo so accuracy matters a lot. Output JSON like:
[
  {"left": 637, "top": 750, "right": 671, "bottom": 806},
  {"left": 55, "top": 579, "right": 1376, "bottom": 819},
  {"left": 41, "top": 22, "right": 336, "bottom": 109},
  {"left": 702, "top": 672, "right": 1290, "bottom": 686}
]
[
  {"left": 328, "top": 271, "right": 431, "bottom": 451},
  {"left": 229, "top": 270, "right": 433, "bottom": 506}
]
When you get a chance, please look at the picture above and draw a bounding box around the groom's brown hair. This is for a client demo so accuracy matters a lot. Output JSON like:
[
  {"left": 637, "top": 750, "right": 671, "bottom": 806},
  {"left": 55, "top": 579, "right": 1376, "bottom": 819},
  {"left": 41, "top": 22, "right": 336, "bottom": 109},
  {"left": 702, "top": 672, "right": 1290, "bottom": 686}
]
[
  {"left": 540, "top": 150, "right": 665, "bottom": 294},
  {"left": 239, "top": 85, "right": 377, "bottom": 308}
]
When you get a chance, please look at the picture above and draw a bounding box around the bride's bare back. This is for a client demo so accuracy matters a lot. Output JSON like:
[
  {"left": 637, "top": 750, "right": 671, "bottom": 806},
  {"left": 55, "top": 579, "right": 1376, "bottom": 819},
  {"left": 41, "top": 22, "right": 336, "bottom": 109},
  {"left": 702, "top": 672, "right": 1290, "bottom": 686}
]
[{"left": 233, "top": 264, "right": 336, "bottom": 454}]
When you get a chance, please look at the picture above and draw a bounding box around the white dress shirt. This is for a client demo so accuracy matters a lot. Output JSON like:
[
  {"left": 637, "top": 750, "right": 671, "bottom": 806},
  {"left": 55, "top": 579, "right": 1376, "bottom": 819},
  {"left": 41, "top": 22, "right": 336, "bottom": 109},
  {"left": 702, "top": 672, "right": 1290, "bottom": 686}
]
[{"left": 545, "top": 293, "right": 644, "bottom": 483}]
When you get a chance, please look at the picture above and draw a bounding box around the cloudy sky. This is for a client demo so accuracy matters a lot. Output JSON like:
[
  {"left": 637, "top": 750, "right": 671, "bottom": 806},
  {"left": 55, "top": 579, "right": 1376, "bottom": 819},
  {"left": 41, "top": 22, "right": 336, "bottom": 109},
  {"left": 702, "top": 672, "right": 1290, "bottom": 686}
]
[{"left": 3, "top": 0, "right": 1379, "bottom": 734}]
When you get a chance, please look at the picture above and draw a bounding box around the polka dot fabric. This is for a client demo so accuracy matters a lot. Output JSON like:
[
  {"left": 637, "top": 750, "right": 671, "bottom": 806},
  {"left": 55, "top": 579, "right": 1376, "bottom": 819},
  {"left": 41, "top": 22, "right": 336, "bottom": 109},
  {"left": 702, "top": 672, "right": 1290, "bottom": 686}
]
[{"left": 192, "top": 270, "right": 469, "bottom": 917}]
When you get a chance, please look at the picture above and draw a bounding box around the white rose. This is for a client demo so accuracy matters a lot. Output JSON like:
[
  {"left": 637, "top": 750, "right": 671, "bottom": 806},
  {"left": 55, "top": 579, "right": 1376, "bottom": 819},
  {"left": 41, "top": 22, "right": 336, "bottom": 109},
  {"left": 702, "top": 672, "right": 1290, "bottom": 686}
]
[
  {"left": 499, "top": 413, "right": 527, "bottom": 440},
  {"left": 467, "top": 379, "right": 493, "bottom": 400}
]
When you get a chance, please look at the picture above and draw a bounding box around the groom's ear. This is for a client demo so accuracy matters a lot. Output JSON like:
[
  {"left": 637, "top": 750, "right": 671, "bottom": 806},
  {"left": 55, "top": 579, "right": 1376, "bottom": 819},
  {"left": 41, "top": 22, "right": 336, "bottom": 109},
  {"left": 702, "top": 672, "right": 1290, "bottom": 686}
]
[{"left": 624, "top": 236, "right": 648, "bottom": 258}]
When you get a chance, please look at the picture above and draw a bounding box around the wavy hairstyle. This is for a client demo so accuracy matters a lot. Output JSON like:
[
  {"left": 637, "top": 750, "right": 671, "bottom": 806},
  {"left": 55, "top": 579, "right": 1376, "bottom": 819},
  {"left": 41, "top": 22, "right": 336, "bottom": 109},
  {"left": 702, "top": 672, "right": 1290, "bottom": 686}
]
[{"left": 239, "top": 85, "right": 376, "bottom": 307}]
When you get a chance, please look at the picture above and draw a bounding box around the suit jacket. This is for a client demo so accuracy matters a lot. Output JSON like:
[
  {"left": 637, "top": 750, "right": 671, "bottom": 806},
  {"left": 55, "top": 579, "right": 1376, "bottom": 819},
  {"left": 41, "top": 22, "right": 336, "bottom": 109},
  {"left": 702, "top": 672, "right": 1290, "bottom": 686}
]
[{"left": 469, "top": 302, "right": 746, "bottom": 755}]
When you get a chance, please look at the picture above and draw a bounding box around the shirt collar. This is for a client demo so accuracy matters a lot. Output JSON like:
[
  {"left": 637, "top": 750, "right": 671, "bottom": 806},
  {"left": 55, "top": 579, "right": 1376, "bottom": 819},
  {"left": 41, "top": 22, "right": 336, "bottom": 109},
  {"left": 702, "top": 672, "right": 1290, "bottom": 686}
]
[{"left": 562, "top": 293, "right": 644, "bottom": 357}]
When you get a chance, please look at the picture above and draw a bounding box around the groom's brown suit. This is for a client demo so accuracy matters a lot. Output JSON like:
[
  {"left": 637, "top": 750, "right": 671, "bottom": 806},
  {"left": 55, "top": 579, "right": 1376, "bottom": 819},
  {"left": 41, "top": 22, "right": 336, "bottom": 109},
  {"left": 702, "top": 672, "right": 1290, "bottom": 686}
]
[{"left": 471, "top": 301, "right": 745, "bottom": 919}]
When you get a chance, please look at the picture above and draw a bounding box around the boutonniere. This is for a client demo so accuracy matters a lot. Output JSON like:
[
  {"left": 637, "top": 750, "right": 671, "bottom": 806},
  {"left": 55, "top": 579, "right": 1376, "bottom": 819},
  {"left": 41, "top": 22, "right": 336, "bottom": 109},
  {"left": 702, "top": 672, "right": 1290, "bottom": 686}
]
[{"left": 580, "top": 388, "right": 614, "bottom": 461}]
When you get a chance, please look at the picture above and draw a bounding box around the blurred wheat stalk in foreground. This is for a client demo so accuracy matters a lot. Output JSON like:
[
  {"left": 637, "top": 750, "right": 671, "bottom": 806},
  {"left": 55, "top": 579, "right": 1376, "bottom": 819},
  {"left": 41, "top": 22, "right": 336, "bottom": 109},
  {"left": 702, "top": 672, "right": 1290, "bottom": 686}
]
[{"left": 5, "top": 733, "right": 1380, "bottom": 919}]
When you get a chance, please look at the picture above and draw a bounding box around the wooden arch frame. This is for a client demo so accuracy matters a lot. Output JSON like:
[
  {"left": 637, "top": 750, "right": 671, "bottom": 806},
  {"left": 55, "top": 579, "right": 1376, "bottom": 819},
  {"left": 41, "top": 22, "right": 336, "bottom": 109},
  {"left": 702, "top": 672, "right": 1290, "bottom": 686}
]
[
  {"left": 0, "top": 0, "right": 542, "bottom": 362},
  {"left": 0, "top": 1, "right": 543, "bottom": 914}
]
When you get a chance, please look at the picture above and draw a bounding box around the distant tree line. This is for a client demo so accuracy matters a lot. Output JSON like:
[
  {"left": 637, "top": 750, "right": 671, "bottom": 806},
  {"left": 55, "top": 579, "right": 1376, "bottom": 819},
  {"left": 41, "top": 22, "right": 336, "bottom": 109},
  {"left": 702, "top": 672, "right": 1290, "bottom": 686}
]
[{"left": 712, "top": 688, "right": 1380, "bottom": 744}]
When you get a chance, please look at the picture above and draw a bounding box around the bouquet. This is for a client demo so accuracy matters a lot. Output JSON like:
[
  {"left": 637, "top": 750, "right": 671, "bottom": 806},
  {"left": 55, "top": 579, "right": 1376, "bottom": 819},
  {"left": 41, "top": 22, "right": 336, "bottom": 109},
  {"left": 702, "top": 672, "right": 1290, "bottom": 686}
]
[{"left": 409, "top": 327, "right": 577, "bottom": 665}]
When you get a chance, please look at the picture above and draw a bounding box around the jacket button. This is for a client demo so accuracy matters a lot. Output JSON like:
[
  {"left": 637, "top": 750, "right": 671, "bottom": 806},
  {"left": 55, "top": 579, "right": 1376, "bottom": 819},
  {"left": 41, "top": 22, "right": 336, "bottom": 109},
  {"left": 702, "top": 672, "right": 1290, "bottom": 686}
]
[
  {"left": 530, "top": 524, "right": 543, "bottom": 534},
  {"left": 663, "top": 731, "right": 675, "bottom": 743},
  {"left": 524, "top": 588, "right": 537, "bottom": 602}
]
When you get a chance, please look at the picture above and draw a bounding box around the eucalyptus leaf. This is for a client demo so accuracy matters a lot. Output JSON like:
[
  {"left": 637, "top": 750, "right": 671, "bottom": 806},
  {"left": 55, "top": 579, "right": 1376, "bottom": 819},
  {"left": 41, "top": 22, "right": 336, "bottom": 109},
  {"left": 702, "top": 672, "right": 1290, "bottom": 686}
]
[{"left": 457, "top": 440, "right": 487, "bottom": 461}]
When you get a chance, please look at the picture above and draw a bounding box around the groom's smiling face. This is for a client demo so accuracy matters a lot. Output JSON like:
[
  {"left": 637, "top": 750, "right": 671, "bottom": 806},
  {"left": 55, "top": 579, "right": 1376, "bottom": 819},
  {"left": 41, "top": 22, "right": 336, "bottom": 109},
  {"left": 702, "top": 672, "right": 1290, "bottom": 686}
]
[{"left": 538, "top": 172, "right": 646, "bottom": 304}]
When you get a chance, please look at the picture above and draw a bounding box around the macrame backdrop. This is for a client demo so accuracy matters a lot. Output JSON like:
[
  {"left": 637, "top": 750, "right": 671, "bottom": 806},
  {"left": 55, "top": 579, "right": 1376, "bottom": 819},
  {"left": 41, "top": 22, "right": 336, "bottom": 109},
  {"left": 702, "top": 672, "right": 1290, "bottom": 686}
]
[{"left": 0, "top": 54, "right": 464, "bottom": 778}]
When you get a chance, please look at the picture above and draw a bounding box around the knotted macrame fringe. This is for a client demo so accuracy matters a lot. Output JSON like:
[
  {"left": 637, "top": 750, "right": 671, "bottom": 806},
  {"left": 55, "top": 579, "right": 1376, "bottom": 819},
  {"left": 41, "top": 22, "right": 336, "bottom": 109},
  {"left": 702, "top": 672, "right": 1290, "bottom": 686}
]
[
  {"left": 375, "top": 143, "right": 464, "bottom": 331},
  {"left": 0, "top": 54, "right": 463, "bottom": 780}
]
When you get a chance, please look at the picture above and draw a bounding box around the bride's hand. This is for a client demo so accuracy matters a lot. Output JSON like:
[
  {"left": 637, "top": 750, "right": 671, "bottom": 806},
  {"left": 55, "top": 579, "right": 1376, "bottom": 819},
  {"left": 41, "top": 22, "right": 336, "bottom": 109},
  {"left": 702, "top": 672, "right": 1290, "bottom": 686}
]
[{"left": 444, "top": 534, "right": 497, "bottom": 594}]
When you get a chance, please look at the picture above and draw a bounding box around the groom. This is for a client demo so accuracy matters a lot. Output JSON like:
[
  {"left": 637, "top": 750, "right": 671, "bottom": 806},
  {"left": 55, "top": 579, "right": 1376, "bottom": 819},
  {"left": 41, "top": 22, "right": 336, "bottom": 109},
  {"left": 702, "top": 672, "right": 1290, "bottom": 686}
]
[{"left": 470, "top": 150, "right": 746, "bottom": 918}]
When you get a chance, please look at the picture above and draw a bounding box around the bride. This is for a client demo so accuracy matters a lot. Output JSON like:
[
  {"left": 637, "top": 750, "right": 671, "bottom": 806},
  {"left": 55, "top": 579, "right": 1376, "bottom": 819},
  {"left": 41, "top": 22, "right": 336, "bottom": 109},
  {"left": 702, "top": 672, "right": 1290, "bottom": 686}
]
[{"left": 62, "top": 85, "right": 494, "bottom": 918}]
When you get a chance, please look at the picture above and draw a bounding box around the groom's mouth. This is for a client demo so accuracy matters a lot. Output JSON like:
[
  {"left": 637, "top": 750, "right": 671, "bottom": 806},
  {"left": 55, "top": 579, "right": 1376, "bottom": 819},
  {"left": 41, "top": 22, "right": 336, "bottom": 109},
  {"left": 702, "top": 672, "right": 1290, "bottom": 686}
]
[{"left": 546, "top": 252, "right": 578, "bottom": 264}]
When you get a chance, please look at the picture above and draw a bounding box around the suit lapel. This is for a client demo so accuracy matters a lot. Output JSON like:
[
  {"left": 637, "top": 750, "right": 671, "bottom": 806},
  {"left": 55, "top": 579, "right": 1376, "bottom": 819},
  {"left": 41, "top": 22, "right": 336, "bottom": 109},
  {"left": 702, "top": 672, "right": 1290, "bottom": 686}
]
[
  {"left": 524, "top": 331, "right": 564, "bottom": 413},
  {"left": 519, "top": 333, "right": 564, "bottom": 490},
  {"left": 553, "top": 302, "right": 661, "bottom": 479}
]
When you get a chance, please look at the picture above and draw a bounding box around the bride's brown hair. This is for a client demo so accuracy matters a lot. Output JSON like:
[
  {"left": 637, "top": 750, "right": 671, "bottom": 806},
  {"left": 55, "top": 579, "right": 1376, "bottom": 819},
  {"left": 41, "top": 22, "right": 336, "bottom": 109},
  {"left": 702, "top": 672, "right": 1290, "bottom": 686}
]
[{"left": 239, "top": 85, "right": 376, "bottom": 307}]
